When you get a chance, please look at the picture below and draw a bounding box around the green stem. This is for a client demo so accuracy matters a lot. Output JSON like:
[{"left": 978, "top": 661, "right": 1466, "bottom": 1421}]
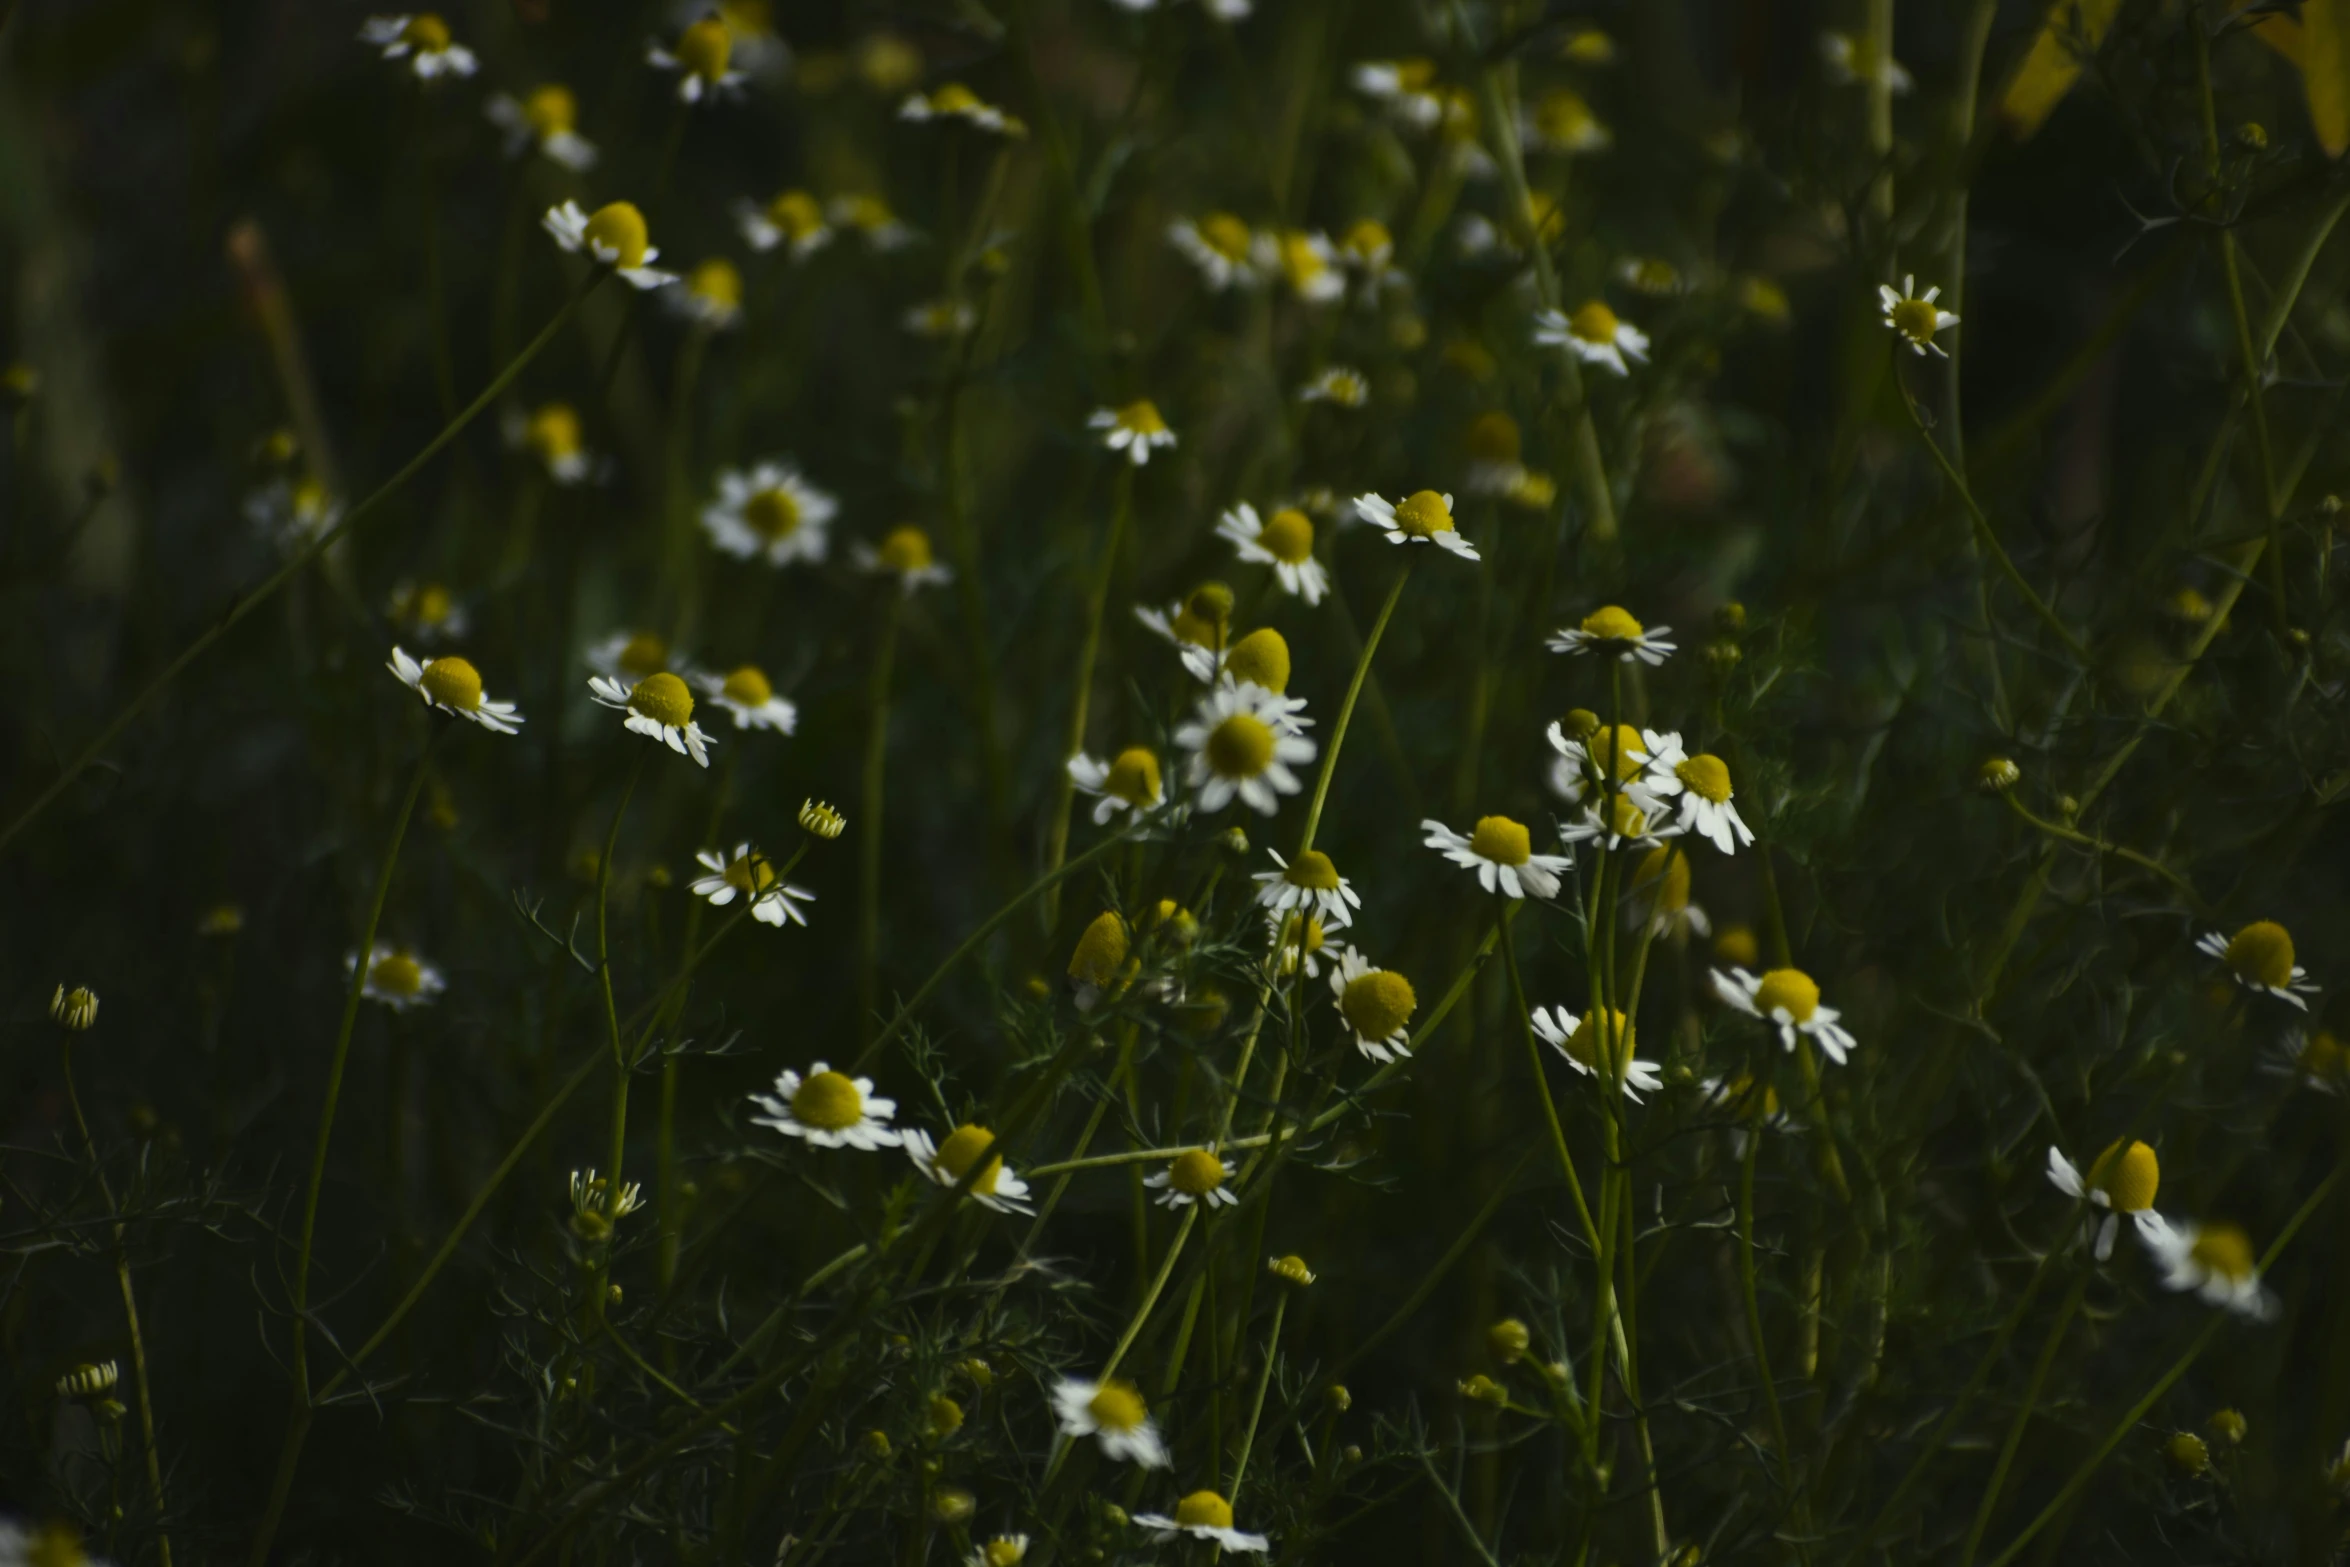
[
  {"left": 597, "top": 751, "right": 650, "bottom": 1213},
  {"left": 1499, "top": 907, "right": 1597, "bottom": 1247},
  {"left": 857, "top": 589, "right": 904, "bottom": 1043},
  {"left": 1041, "top": 462, "right": 1133, "bottom": 930},
  {"left": 1957, "top": 1269, "right": 2088, "bottom": 1567},
  {"left": 1297, "top": 562, "right": 1410, "bottom": 856},
  {"left": 1738, "top": 1096, "right": 1805, "bottom": 1544}
]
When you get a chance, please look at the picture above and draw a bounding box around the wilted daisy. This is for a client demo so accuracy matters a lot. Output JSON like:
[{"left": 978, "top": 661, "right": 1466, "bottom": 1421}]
[
  {"left": 647, "top": 17, "right": 747, "bottom": 103},
  {"left": 1134, "top": 1492, "right": 1269, "bottom": 1554},
  {"left": 1531, "top": 1006, "right": 1663, "bottom": 1099},
  {"left": 1216, "top": 503, "right": 1329, "bottom": 604},
  {"left": 509, "top": 401, "right": 594, "bottom": 484},
  {"left": 1820, "top": 30, "right": 1913, "bottom": 91},
  {"left": 2047, "top": 1141, "right": 2168, "bottom": 1261},
  {"left": 899, "top": 83, "right": 1026, "bottom": 136},
  {"left": 853, "top": 525, "right": 954, "bottom": 592},
  {"left": 1330, "top": 946, "right": 1415, "bottom": 1062},
  {"left": 589, "top": 670, "right": 714, "bottom": 767},
  {"left": 2145, "top": 1220, "right": 2276, "bottom": 1321},
  {"left": 702, "top": 460, "right": 836, "bottom": 567},
  {"left": 1257, "top": 229, "right": 1345, "bottom": 303},
  {"left": 1423, "top": 815, "right": 1573, "bottom": 900},
  {"left": 245, "top": 475, "right": 340, "bottom": 550},
  {"left": 1068, "top": 746, "right": 1164, "bottom": 823},
  {"left": 1548, "top": 604, "right": 1676, "bottom": 664},
  {"left": 1534, "top": 302, "right": 1649, "bottom": 376},
  {"left": 690, "top": 843, "right": 812, "bottom": 927},
  {"left": 829, "top": 192, "right": 916, "bottom": 250},
  {"left": 387, "top": 580, "right": 467, "bottom": 643},
  {"left": 1298, "top": 366, "right": 1369, "bottom": 407},
  {"left": 2196, "top": 921, "right": 2317, "bottom": 1009},
  {"left": 1878, "top": 275, "right": 1959, "bottom": 358},
  {"left": 542, "top": 200, "right": 677, "bottom": 290},
  {"left": 1351, "top": 58, "right": 1445, "bottom": 129},
  {"left": 485, "top": 84, "right": 598, "bottom": 169},
  {"left": 737, "top": 189, "right": 832, "bottom": 258},
  {"left": 903, "top": 1123, "right": 1034, "bottom": 1213},
  {"left": 1090, "top": 401, "right": 1177, "bottom": 465},
  {"left": 750, "top": 1063, "right": 899, "bottom": 1149},
  {"left": 1269, "top": 911, "right": 1328, "bottom": 978},
  {"left": 358, "top": 14, "right": 476, "bottom": 79},
  {"left": 1175, "top": 683, "right": 1316, "bottom": 814},
  {"left": 387, "top": 648, "right": 523, "bottom": 734},
  {"left": 1253, "top": 847, "right": 1358, "bottom": 930},
  {"left": 1051, "top": 1377, "right": 1169, "bottom": 1467},
  {"left": 351, "top": 944, "right": 446, "bottom": 1010},
  {"left": 1168, "top": 212, "right": 1261, "bottom": 289},
  {"left": 1354, "top": 490, "right": 1481, "bottom": 560},
  {"left": 1146, "top": 1148, "right": 1238, "bottom": 1209},
  {"left": 691, "top": 663, "right": 795, "bottom": 733},
  {"left": 1628, "top": 733, "right": 1753, "bottom": 853},
  {"left": 1524, "top": 87, "right": 1610, "bottom": 152},
  {"left": 903, "top": 298, "right": 977, "bottom": 338},
  {"left": 1712, "top": 966, "right": 1858, "bottom": 1064},
  {"left": 966, "top": 1537, "right": 1028, "bottom": 1567}
]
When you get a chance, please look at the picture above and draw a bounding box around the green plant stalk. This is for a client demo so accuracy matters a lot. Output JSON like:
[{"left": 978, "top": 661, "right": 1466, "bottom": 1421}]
[
  {"left": 1499, "top": 908, "right": 1598, "bottom": 1249},
  {"left": 1039, "top": 462, "right": 1134, "bottom": 930},
  {"left": 1297, "top": 560, "right": 1411, "bottom": 856},
  {"left": 1957, "top": 1268, "right": 2089, "bottom": 1567},
  {"left": 596, "top": 750, "right": 651, "bottom": 1231},
  {"left": 660, "top": 320, "right": 711, "bottom": 643},
  {"left": 856, "top": 588, "right": 904, "bottom": 1044},
  {"left": 1739, "top": 1093, "right": 1806, "bottom": 1552}
]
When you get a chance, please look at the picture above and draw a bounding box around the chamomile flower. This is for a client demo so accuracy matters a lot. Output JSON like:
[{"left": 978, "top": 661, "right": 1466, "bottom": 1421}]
[
  {"left": 750, "top": 1062, "right": 900, "bottom": 1149},
  {"left": 647, "top": 17, "right": 748, "bottom": 104},
  {"left": 1627, "top": 844, "right": 1710, "bottom": 938},
  {"left": 245, "top": 475, "right": 341, "bottom": 550},
  {"left": 1298, "top": 367, "right": 1370, "bottom": 407},
  {"left": 1218, "top": 629, "right": 1312, "bottom": 735},
  {"left": 1133, "top": 1492, "right": 1269, "bottom": 1554},
  {"left": 2144, "top": 1220, "right": 2276, "bottom": 1321},
  {"left": 2047, "top": 1141, "right": 2169, "bottom": 1261},
  {"left": 853, "top": 526, "right": 954, "bottom": 592},
  {"left": 737, "top": 189, "right": 832, "bottom": 259},
  {"left": 387, "top": 647, "right": 523, "bottom": 734},
  {"left": 903, "top": 298, "right": 977, "bottom": 339},
  {"left": 1545, "top": 720, "right": 1650, "bottom": 805},
  {"left": 899, "top": 83, "right": 1026, "bottom": 137},
  {"left": 387, "top": 580, "right": 468, "bottom": 643},
  {"left": 543, "top": 200, "right": 677, "bottom": 290},
  {"left": 1067, "top": 911, "right": 1134, "bottom": 1009},
  {"left": 1217, "top": 503, "right": 1329, "bottom": 605},
  {"left": 2197, "top": 922, "right": 2318, "bottom": 1009},
  {"left": 1548, "top": 604, "right": 1676, "bottom": 665},
  {"left": 697, "top": 663, "right": 798, "bottom": 732},
  {"left": 669, "top": 258, "right": 745, "bottom": 329},
  {"left": 1174, "top": 684, "right": 1316, "bottom": 815},
  {"left": 2282, "top": 1028, "right": 2350, "bottom": 1095},
  {"left": 1628, "top": 734, "right": 1754, "bottom": 853},
  {"left": 1423, "top": 815, "right": 1573, "bottom": 900},
  {"left": 702, "top": 460, "right": 836, "bottom": 567},
  {"left": 1523, "top": 87, "right": 1610, "bottom": 152},
  {"left": 589, "top": 670, "right": 715, "bottom": 767},
  {"left": 1560, "top": 793, "right": 1669, "bottom": 852},
  {"left": 1354, "top": 490, "right": 1481, "bottom": 560},
  {"left": 828, "top": 193, "right": 916, "bottom": 250},
  {"left": 1257, "top": 229, "right": 1345, "bottom": 303},
  {"left": 1146, "top": 1148, "right": 1238, "bottom": 1208},
  {"left": 1534, "top": 301, "right": 1649, "bottom": 377},
  {"left": 1253, "top": 847, "right": 1359, "bottom": 930},
  {"left": 1530, "top": 1006, "right": 1663, "bottom": 1099},
  {"left": 1462, "top": 411, "right": 1527, "bottom": 496},
  {"left": 1878, "top": 275, "right": 1960, "bottom": 358},
  {"left": 905, "top": 1124, "right": 1034, "bottom": 1213},
  {"left": 1051, "top": 1377, "right": 1170, "bottom": 1467},
  {"left": 1821, "top": 30, "right": 1913, "bottom": 91},
  {"left": 1351, "top": 58, "right": 1445, "bottom": 130},
  {"left": 351, "top": 944, "right": 446, "bottom": 1010},
  {"left": 1336, "top": 219, "right": 1404, "bottom": 295},
  {"left": 1711, "top": 966, "right": 1858, "bottom": 1064},
  {"left": 586, "top": 630, "right": 676, "bottom": 682},
  {"left": 1269, "top": 911, "right": 1327, "bottom": 977},
  {"left": 1136, "top": 586, "right": 1233, "bottom": 682},
  {"left": 967, "top": 1536, "right": 1029, "bottom": 1567},
  {"left": 358, "top": 14, "right": 477, "bottom": 80},
  {"left": 1090, "top": 401, "right": 1177, "bottom": 465},
  {"left": 1169, "top": 212, "right": 1262, "bottom": 289},
  {"left": 1068, "top": 747, "right": 1164, "bottom": 823},
  {"left": 510, "top": 401, "right": 595, "bottom": 484},
  {"left": 485, "top": 84, "right": 599, "bottom": 170},
  {"left": 691, "top": 842, "right": 812, "bottom": 926},
  {"left": 1330, "top": 945, "right": 1415, "bottom": 1062}
]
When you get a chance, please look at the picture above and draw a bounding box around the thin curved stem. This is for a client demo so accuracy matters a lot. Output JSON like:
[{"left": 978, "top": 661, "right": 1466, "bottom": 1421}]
[
  {"left": 1297, "top": 562, "right": 1410, "bottom": 857},
  {"left": 1957, "top": 1269, "right": 2088, "bottom": 1567},
  {"left": 1040, "top": 462, "right": 1134, "bottom": 930},
  {"left": 856, "top": 589, "right": 904, "bottom": 1043}
]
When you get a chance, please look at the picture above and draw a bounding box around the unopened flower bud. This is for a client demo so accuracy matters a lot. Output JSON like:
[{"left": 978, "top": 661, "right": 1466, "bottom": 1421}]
[
  {"left": 1459, "top": 1373, "right": 1508, "bottom": 1406},
  {"left": 1486, "top": 1318, "right": 1531, "bottom": 1364},
  {"left": 50, "top": 985, "right": 98, "bottom": 1032},
  {"left": 2208, "top": 1408, "right": 2247, "bottom": 1445},
  {"left": 1977, "top": 757, "right": 2020, "bottom": 793},
  {"left": 1325, "top": 1384, "right": 1352, "bottom": 1413},
  {"left": 931, "top": 1486, "right": 975, "bottom": 1523},
  {"left": 1267, "top": 1254, "right": 1316, "bottom": 1287},
  {"left": 800, "top": 799, "right": 848, "bottom": 839},
  {"left": 2163, "top": 1431, "right": 2209, "bottom": 1476}
]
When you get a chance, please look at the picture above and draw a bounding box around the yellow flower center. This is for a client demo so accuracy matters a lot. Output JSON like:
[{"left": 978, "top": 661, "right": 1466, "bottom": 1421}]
[
  {"left": 1754, "top": 968, "right": 1820, "bottom": 1023},
  {"left": 677, "top": 17, "right": 733, "bottom": 80},
  {"left": 1586, "top": 726, "right": 1645, "bottom": 780},
  {"left": 2085, "top": 1139, "right": 2159, "bottom": 1213},
  {"left": 1175, "top": 1491, "right": 1236, "bottom": 1531},
  {"left": 629, "top": 671, "right": 696, "bottom": 729},
  {"left": 1391, "top": 489, "right": 1455, "bottom": 537},
  {"left": 719, "top": 0, "right": 774, "bottom": 37},
  {"left": 720, "top": 665, "right": 773, "bottom": 708},
  {"left": 1169, "top": 1148, "right": 1227, "bottom": 1195},
  {"left": 409, "top": 582, "right": 453, "bottom": 625},
  {"left": 1581, "top": 604, "right": 1644, "bottom": 641},
  {"left": 1715, "top": 924, "right": 1760, "bottom": 968},
  {"left": 1468, "top": 815, "right": 1532, "bottom": 865},
  {"left": 1601, "top": 794, "right": 1651, "bottom": 839},
  {"left": 1068, "top": 912, "right": 1129, "bottom": 986},
  {"left": 879, "top": 526, "right": 934, "bottom": 572},
  {"left": 1890, "top": 296, "right": 1941, "bottom": 342},
  {"left": 24, "top": 1523, "right": 89, "bottom": 1567},
  {"left": 723, "top": 852, "right": 777, "bottom": 896},
  {"left": 1562, "top": 1008, "right": 1633, "bottom": 1070},
  {"left": 1149, "top": 899, "right": 1198, "bottom": 945},
  {"left": 1676, "top": 753, "right": 1733, "bottom": 803},
  {"left": 1279, "top": 914, "right": 1326, "bottom": 955},
  {"left": 1395, "top": 58, "right": 1438, "bottom": 91},
  {"left": 1342, "top": 219, "right": 1392, "bottom": 261},
  {"left": 931, "top": 82, "right": 983, "bottom": 115},
  {"left": 1632, "top": 845, "right": 1691, "bottom": 911},
  {"left": 1535, "top": 88, "right": 1595, "bottom": 142},
  {"left": 523, "top": 83, "right": 577, "bottom": 136},
  {"left": 1224, "top": 628, "right": 1291, "bottom": 693},
  {"left": 403, "top": 13, "right": 452, "bottom": 51},
  {"left": 1115, "top": 399, "right": 1168, "bottom": 436},
  {"left": 1629, "top": 258, "right": 1680, "bottom": 293},
  {"left": 583, "top": 202, "right": 652, "bottom": 270},
  {"left": 1104, "top": 746, "right": 1161, "bottom": 805},
  {"left": 2301, "top": 1030, "right": 2348, "bottom": 1081},
  {"left": 2223, "top": 921, "right": 2296, "bottom": 989},
  {"left": 419, "top": 656, "right": 484, "bottom": 711},
  {"left": 770, "top": 189, "right": 825, "bottom": 237},
  {"left": 526, "top": 402, "right": 582, "bottom": 461},
  {"left": 791, "top": 1070, "right": 865, "bottom": 1130},
  {"left": 1205, "top": 713, "right": 1276, "bottom": 779},
  {"left": 1086, "top": 1379, "right": 1147, "bottom": 1432},
  {"left": 2190, "top": 1224, "right": 2255, "bottom": 1282},
  {"left": 293, "top": 477, "right": 330, "bottom": 518},
  {"left": 1285, "top": 849, "right": 1342, "bottom": 890},
  {"left": 926, "top": 1395, "right": 964, "bottom": 1437},
  {"left": 1465, "top": 411, "right": 1521, "bottom": 463},
  {"left": 1258, "top": 508, "right": 1315, "bottom": 565},
  {"left": 745, "top": 487, "right": 802, "bottom": 540},
  {"left": 984, "top": 1540, "right": 1024, "bottom": 1567},
  {"left": 371, "top": 952, "right": 424, "bottom": 997},
  {"left": 933, "top": 1124, "right": 1004, "bottom": 1194},
  {"left": 689, "top": 258, "right": 742, "bottom": 309},
  {"left": 617, "top": 632, "right": 668, "bottom": 679},
  {"left": 1201, "top": 211, "right": 1254, "bottom": 261},
  {"left": 1341, "top": 968, "right": 1417, "bottom": 1039},
  {"left": 1277, "top": 231, "right": 1327, "bottom": 290},
  {"left": 1569, "top": 301, "right": 1621, "bottom": 345}
]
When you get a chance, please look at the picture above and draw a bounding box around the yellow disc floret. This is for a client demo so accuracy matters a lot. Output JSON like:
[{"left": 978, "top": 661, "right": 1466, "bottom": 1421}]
[
  {"left": 1581, "top": 605, "right": 1644, "bottom": 641},
  {"left": 2190, "top": 1224, "right": 2255, "bottom": 1282},
  {"left": 677, "top": 17, "right": 733, "bottom": 81},
  {"left": 1224, "top": 628, "right": 1291, "bottom": 692},
  {"left": 419, "top": 656, "right": 484, "bottom": 711},
  {"left": 721, "top": 665, "right": 773, "bottom": 708},
  {"left": 1200, "top": 211, "right": 1253, "bottom": 261},
  {"left": 1104, "top": 747, "right": 1161, "bottom": 805},
  {"left": 1589, "top": 723, "right": 1644, "bottom": 782},
  {"left": 1890, "top": 295, "right": 1941, "bottom": 344},
  {"left": 723, "top": 851, "right": 777, "bottom": 897},
  {"left": 1676, "top": 753, "right": 1734, "bottom": 803},
  {"left": 770, "top": 189, "right": 825, "bottom": 238},
  {"left": 879, "top": 525, "right": 934, "bottom": 573},
  {"left": 526, "top": 402, "right": 582, "bottom": 462},
  {"left": 616, "top": 632, "right": 668, "bottom": 678},
  {"left": 1468, "top": 815, "right": 1532, "bottom": 866},
  {"left": 1632, "top": 845, "right": 1691, "bottom": 912},
  {"left": 371, "top": 952, "right": 424, "bottom": 997},
  {"left": 1174, "top": 1491, "right": 1236, "bottom": 1531},
  {"left": 1169, "top": 1148, "right": 1227, "bottom": 1196},
  {"left": 1115, "top": 399, "right": 1168, "bottom": 436},
  {"left": 1087, "top": 1379, "right": 1147, "bottom": 1431},
  {"left": 933, "top": 1125, "right": 1004, "bottom": 1194},
  {"left": 1560, "top": 1008, "right": 1633, "bottom": 1070},
  {"left": 629, "top": 671, "right": 696, "bottom": 729},
  {"left": 1068, "top": 911, "right": 1129, "bottom": 987},
  {"left": 1569, "top": 301, "right": 1621, "bottom": 344},
  {"left": 1754, "top": 968, "right": 1820, "bottom": 1023},
  {"left": 2223, "top": 921, "right": 2296, "bottom": 989},
  {"left": 1259, "top": 508, "right": 1316, "bottom": 565},
  {"left": 1285, "top": 848, "right": 1342, "bottom": 890},
  {"left": 404, "top": 13, "right": 453, "bottom": 51},
  {"left": 2085, "top": 1139, "right": 2159, "bottom": 1213},
  {"left": 1205, "top": 713, "right": 1275, "bottom": 778},
  {"left": 1341, "top": 968, "right": 1417, "bottom": 1040},
  {"left": 746, "top": 487, "right": 801, "bottom": 540},
  {"left": 688, "top": 258, "right": 742, "bottom": 309},
  {"left": 523, "top": 83, "right": 577, "bottom": 136},
  {"left": 583, "top": 202, "right": 652, "bottom": 269},
  {"left": 791, "top": 1070, "right": 865, "bottom": 1131},
  {"left": 1465, "top": 411, "right": 1521, "bottom": 463},
  {"left": 1391, "top": 489, "right": 1456, "bottom": 537}
]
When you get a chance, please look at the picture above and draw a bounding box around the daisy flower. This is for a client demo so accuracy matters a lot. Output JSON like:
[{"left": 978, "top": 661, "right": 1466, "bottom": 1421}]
[
  {"left": 1257, "top": 229, "right": 1345, "bottom": 303},
  {"left": 2144, "top": 1219, "right": 2276, "bottom": 1321},
  {"left": 647, "top": 17, "right": 747, "bottom": 104},
  {"left": 828, "top": 192, "right": 916, "bottom": 250},
  {"left": 690, "top": 842, "right": 813, "bottom": 927},
  {"left": 1136, "top": 589, "right": 1230, "bottom": 682},
  {"left": 701, "top": 460, "right": 836, "bottom": 567},
  {"left": 1627, "top": 843, "right": 1711, "bottom": 939},
  {"left": 351, "top": 944, "right": 445, "bottom": 1010},
  {"left": 2046, "top": 1140, "right": 2168, "bottom": 1261},
  {"left": 1712, "top": 966, "right": 1858, "bottom": 1064},
  {"left": 737, "top": 189, "right": 833, "bottom": 259},
  {"left": 903, "top": 298, "right": 977, "bottom": 338},
  {"left": 748, "top": 1062, "right": 900, "bottom": 1149},
  {"left": 387, "top": 580, "right": 467, "bottom": 644},
  {"left": 1330, "top": 945, "right": 1415, "bottom": 1062},
  {"left": 387, "top": 648, "right": 523, "bottom": 734},
  {"left": 1628, "top": 733, "right": 1753, "bottom": 853},
  {"left": 1336, "top": 219, "right": 1404, "bottom": 295},
  {"left": 1146, "top": 1148, "right": 1238, "bottom": 1209},
  {"left": 1547, "top": 604, "right": 1676, "bottom": 664},
  {"left": 1051, "top": 1377, "right": 1169, "bottom": 1468},
  {"left": 1821, "top": 30, "right": 1914, "bottom": 91},
  {"left": 244, "top": 475, "right": 340, "bottom": 551},
  {"left": 2283, "top": 1028, "right": 2350, "bottom": 1095},
  {"left": 358, "top": 14, "right": 476, "bottom": 80},
  {"left": 1530, "top": 1006, "right": 1663, "bottom": 1099},
  {"left": 853, "top": 526, "right": 954, "bottom": 593},
  {"left": 1462, "top": 410, "right": 1526, "bottom": 496},
  {"left": 1253, "top": 847, "right": 1359, "bottom": 930},
  {"left": 1067, "top": 910, "right": 1133, "bottom": 1010},
  {"left": 1217, "top": 503, "right": 1329, "bottom": 604},
  {"left": 669, "top": 258, "right": 744, "bottom": 329},
  {"left": 1559, "top": 792, "right": 1670, "bottom": 852},
  {"left": 1133, "top": 1492, "right": 1269, "bottom": 1554},
  {"left": 586, "top": 630, "right": 675, "bottom": 683},
  {"left": 1299, "top": 367, "right": 1370, "bottom": 407},
  {"left": 1545, "top": 718, "right": 1651, "bottom": 804},
  {"left": 1617, "top": 256, "right": 1690, "bottom": 297},
  {"left": 1354, "top": 490, "right": 1481, "bottom": 560},
  {"left": 543, "top": 200, "right": 677, "bottom": 290},
  {"left": 2197, "top": 921, "right": 2318, "bottom": 1010},
  {"left": 1268, "top": 911, "right": 1328, "bottom": 978},
  {"left": 1879, "top": 275, "right": 1958, "bottom": 358},
  {"left": 1219, "top": 629, "right": 1311, "bottom": 731},
  {"left": 898, "top": 83, "right": 1027, "bottom": 137},
  {"left": 1523, "top": 87, "right": 1610, "bottom": 152},
  {"left": 967, "top": 1536, "right": 1029, "bottom": 1566},
  {"left": 485, "top": 84, "right": 598, "bottom": 170},
  {"left": 1068, "top": 746, "right": 1164, "bottom": 823},
  {"left": 1534, "top": 301, "right": 1649, "bottom": 377},
  {"left": 1090, "top": 400, "right": 1177, "bottom": 465},
  {"left": 697, "top": 663, "right": 797, "bottom": 733},
  {"left": 1351, "top": 58, "right": 1445, "bottom": 130},
  {"left": 1174, "top": 683, "right": 1316, "bottom": 815},
  {"left": 905, "top": 1124, "right": 1034, "bottom": 1213},
  {"left": 1169, "top": 212, "right": 1261, "bottom": 289},
  {"left": 589, "top": 670, "right": 715, "bottom": 767},
  {"left": 1422, "top": 815, "right": 1573, "bottom": 900},
  {"left": 509, "top": 401, "right": 594, "bottom": 484}
]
